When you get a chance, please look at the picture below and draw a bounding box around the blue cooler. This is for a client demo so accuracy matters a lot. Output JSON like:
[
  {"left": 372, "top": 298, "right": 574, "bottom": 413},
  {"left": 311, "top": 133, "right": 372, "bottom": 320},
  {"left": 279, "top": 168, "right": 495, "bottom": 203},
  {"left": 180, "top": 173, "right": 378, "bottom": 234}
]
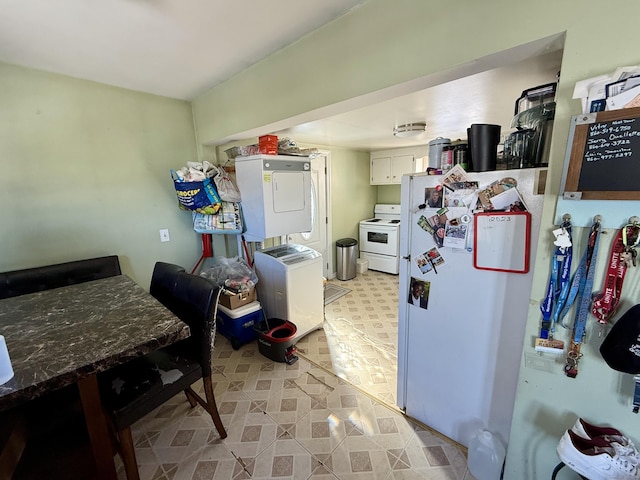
[{"left": 216, "top": 301, "right": 262, "bottom": 350}]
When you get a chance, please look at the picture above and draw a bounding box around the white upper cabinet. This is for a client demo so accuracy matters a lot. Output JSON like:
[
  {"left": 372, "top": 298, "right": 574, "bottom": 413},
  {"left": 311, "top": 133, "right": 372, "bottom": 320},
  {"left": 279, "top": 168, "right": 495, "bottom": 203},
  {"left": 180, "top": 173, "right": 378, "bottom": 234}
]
[
  {"left": 370, "top": 147, "right": 426, "bottom": 185},
  {"left": 371, "top": 156, "right": 392, "bottom": 184},
  {"left": 390, "top": 154, "right": 415, "bottom": 183}
]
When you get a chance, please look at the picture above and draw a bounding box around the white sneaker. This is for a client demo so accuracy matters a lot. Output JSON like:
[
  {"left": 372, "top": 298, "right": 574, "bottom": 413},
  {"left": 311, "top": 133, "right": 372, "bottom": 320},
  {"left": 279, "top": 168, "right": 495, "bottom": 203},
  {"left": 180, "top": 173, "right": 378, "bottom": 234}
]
[
  {"left": 557, "top": 430, "right": 639, "bottom": 480},
  {"left": 572, "top": 418, "right": 640, "bottom": 463}
]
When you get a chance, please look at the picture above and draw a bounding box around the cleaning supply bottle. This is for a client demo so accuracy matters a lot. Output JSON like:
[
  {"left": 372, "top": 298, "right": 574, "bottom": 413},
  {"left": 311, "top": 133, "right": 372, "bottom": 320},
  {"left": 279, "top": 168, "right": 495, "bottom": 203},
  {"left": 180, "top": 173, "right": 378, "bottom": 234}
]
[{"left": 468, "top": 430, "right": 505, "bottom": 480}]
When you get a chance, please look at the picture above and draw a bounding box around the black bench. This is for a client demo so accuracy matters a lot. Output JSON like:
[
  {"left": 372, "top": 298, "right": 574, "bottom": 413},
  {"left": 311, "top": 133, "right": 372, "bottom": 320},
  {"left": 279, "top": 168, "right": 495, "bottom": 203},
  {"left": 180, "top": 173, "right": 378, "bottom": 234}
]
[{"left": 0, "top": 255, "right": 121, "bottom": 300}]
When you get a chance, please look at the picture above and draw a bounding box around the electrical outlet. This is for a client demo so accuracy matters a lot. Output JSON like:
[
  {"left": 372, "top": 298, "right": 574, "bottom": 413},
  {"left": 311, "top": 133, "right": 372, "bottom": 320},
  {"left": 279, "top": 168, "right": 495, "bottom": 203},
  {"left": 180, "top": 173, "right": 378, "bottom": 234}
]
[{"left": 159, "top": 229, "right": 170, "bottom": 242}]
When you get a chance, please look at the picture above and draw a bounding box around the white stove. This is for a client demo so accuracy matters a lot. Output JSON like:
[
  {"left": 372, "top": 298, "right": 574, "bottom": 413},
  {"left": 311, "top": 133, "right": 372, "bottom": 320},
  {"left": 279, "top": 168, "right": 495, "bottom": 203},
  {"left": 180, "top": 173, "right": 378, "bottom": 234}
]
[
  {"left": 359, "top": 217, "right": 401, "bottom": 226},
  {"left": 359, "top": 204, "right": 401, "bottom": 274}
]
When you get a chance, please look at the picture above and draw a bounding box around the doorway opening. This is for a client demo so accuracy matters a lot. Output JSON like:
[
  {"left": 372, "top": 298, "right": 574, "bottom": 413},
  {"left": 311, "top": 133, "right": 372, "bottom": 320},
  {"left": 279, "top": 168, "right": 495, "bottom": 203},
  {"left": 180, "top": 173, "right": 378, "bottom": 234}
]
[
  {"left": 221, "top": 35, "right": 566, "bottom": 413},
  {"left": 280, "top": 38, "right": 566, "bottom": 411}
]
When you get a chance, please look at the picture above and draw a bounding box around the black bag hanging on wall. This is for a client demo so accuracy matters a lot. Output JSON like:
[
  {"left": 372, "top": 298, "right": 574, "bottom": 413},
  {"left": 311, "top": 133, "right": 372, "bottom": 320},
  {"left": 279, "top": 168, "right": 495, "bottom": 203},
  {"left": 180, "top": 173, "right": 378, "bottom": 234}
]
[{"left": 600, "top": 304, "right": 640, "bottom": 374}]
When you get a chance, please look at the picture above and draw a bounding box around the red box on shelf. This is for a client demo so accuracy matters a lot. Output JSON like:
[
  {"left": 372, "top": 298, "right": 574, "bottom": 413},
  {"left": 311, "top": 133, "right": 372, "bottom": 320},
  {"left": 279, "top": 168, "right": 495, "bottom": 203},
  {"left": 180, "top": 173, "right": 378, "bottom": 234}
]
[{"left": 259, "top": 135, "right": 278, "bottom": 155}]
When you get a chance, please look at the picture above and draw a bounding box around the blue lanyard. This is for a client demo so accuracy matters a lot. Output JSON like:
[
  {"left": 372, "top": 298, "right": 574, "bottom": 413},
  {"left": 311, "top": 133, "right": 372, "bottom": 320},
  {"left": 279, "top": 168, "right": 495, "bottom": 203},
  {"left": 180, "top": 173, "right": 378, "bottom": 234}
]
[
  {"left": 553, "top": 239, "right": 573, "bottom": 326},
  {"left": 559, "top": 222, "right": 597, "bottom": 329},
  {"left": 539, "top": 219, "right": 572, "bottom": 339},
  {"left": 563, "top": 218, "right": 601, "bottom": 378},
  {"left": 571, "top": 220, "right": 601, "bottom": 343}
]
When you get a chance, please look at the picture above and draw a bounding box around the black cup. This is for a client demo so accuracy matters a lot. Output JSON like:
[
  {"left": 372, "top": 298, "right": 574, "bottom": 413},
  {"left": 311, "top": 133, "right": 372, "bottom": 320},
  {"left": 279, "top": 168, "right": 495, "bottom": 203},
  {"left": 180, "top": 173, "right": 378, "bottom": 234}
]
[
  {"left": 467, "top": 127, "right": 473, "bottom": 171},
  {"left": 468, "top": 124, "right": 501, "bottom": 172}
]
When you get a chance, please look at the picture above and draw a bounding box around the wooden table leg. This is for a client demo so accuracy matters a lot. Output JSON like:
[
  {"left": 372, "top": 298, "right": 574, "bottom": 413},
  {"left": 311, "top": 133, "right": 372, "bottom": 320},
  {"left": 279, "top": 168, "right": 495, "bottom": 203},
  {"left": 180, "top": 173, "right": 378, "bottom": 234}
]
[
  {"left": 0, "top": 410, "right": 27, "bottom": 478},
  {"left": 77, "top": 375, "right": 117, "bottom": 480}
]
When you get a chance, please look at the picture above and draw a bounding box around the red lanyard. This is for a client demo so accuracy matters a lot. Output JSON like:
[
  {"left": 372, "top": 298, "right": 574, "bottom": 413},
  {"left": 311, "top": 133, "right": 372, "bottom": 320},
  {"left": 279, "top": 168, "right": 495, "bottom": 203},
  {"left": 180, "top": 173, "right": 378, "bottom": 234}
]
[{"left": 591, "top": 218, "right": 640, "bottom": 326}]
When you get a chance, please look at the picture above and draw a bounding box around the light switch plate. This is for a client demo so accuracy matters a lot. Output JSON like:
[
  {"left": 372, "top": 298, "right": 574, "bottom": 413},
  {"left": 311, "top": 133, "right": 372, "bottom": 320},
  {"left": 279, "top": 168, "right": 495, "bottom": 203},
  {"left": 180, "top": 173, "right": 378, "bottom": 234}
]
[{"left": 159, "top": 229, "right": 170, "bottom": 242}]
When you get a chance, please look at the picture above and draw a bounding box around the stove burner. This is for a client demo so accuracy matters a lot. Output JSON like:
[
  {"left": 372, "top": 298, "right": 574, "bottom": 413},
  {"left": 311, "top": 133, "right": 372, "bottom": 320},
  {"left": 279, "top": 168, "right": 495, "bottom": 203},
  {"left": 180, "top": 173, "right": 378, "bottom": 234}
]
[{"left": 361, "top": 218, "right": 401, "bottom": 225}]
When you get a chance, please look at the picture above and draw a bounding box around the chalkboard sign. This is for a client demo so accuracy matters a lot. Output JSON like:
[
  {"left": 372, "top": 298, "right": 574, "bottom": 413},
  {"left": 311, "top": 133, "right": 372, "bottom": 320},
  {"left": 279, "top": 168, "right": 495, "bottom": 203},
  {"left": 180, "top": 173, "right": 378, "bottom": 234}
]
[
  {"left": 564, "top": 106, "right": 640, "bottom": 200},
  {"left": 473, "top": 211, "right": 531, "bottom": 273}
]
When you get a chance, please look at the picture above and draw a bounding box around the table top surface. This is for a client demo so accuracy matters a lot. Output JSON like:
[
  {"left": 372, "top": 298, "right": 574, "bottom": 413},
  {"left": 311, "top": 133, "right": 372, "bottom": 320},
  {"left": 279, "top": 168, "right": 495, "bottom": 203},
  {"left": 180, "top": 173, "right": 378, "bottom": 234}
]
[{"left": 0, "top": 275, "right": 190, "bottom": 411}]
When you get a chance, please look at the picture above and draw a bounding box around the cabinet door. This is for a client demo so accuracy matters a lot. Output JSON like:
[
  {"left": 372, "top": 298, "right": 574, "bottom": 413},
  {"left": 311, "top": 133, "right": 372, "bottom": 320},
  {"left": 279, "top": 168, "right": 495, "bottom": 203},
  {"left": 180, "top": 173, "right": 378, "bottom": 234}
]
[
  {"left": 390, "top": 154, "right": 415, "bottom": 183},
  {"left": 371, "top": 157, "right": 391, "bottom": 184}
]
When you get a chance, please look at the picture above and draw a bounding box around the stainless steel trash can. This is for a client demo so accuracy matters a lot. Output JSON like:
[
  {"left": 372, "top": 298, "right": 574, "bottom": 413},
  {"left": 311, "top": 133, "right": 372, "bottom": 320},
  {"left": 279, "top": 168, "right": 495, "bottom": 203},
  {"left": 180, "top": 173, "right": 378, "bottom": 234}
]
[{"left": 336, "top": 238, "right": 358, "bottom": 280}]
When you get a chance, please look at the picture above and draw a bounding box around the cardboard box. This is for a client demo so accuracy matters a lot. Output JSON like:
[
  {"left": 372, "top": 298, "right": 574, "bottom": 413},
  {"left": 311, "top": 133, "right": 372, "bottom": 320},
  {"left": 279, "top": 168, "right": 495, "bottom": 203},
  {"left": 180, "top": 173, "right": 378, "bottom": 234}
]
[
  {"left": 219, "top": 287, "right": 257, "bottom": 310},
  {"left": 259, "top": 135, "right": 278, "bottom": 155}
]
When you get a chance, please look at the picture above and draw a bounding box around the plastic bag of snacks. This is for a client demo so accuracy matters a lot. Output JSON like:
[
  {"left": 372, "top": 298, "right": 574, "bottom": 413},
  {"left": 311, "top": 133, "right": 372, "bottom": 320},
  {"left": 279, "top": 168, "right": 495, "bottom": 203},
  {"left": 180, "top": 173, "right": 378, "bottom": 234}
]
[{"left": 199, "top": 256, "right": 258, "bottom": 288}]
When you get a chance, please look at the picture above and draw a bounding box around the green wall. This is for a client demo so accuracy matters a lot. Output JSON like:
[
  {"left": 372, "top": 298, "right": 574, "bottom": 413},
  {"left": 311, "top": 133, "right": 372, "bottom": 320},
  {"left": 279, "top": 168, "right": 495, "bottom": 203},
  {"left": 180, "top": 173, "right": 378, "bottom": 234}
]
[
  {"left": 0, "top": 62, "right": 202, "bottom": 289},
  {"left": 3, "top": 0, "right": 640, "bottom": 476},
  {"left": 191, "top": 0, "right": 640, "bottom": 478},
  {"left": 377, "top": 185, "right": 401, "bottom": 205},
  {"left": 327, "top": 147, "right": 375, "bottom": 248}
]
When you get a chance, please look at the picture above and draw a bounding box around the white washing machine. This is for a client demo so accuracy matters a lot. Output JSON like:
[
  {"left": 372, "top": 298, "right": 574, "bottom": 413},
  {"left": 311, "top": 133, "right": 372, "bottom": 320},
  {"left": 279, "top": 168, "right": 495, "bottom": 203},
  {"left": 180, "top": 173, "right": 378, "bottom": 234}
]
[{"left": 253, "top": 244, "right": 324, "bottom": 342}]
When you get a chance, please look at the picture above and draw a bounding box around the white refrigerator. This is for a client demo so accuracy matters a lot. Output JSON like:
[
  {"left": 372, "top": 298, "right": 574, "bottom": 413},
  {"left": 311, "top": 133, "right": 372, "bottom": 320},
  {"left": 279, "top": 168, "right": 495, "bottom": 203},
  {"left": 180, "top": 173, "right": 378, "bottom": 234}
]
[{"left": 397, "top": 168, "right": 545, "bottom": 447}]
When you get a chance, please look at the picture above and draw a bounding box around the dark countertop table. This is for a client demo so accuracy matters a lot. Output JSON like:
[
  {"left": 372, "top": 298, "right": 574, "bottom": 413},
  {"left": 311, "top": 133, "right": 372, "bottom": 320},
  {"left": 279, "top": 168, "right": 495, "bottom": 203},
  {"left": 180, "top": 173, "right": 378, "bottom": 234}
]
[{"left": 0, "top": 275, "right": 190, "bottom": 479}]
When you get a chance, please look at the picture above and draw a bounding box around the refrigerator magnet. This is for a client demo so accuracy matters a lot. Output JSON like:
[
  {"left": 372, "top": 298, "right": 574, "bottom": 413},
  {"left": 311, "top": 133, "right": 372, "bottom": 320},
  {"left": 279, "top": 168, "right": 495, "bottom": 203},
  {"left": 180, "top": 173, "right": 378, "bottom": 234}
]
[
  {"left": 443, "top": 217, "right": 468, "bottom": 249},
  {"left": 415, "top": 247, "right": 444, "bottom": 275}
]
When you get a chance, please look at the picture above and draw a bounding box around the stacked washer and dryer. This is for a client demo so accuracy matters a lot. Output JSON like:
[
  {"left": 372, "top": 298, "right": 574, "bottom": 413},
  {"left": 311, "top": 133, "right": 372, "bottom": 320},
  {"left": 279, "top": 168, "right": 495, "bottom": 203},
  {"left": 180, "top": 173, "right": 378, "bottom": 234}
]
[{"left": 235, "top": 155, "right": 324, "bottom": 344}]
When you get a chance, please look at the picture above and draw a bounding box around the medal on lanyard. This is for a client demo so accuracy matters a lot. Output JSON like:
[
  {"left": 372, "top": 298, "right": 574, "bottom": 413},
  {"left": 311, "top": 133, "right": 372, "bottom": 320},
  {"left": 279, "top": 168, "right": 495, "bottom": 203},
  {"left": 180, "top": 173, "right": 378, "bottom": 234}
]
[
  {"left": 535, "top": 214, "right": 572, "bottom": 354},
  {"left": 622, "top": 216, "right": 640, "bottom": 267}
]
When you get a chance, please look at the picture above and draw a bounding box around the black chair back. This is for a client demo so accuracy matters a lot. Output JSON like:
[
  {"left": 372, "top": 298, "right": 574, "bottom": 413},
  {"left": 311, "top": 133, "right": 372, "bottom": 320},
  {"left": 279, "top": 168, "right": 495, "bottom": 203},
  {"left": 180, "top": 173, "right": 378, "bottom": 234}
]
[
  {"left": 171, "top": 272, "right": 220, "bottom": 377},
  {"left": 149, "top": 262, "right": 185, "bottom": 313}
]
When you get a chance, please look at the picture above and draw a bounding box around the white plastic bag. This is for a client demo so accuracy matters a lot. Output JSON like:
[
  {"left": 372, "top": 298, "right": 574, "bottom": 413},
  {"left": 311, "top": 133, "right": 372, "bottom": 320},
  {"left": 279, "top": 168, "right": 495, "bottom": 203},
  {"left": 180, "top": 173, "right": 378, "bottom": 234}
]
[{"left": 213, "top": 166, "right": 241, "bottom": 202}]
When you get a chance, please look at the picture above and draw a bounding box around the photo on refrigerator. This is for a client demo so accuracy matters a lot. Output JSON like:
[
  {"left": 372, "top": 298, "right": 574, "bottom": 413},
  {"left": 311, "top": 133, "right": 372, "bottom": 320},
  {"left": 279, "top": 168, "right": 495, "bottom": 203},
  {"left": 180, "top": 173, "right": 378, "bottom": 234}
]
[
  {"left": 415, "top": 247, "right": 444, "bottom": 274},
  {"left": 408, "top": 277, "right": 430, "bottom": 309}
]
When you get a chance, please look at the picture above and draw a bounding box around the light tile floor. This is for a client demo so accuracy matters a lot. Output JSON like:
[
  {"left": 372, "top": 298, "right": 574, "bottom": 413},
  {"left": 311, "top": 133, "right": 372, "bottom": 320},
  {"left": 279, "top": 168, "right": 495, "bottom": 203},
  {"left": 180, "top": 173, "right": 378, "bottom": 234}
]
[
  {"left": 118, "top": 270, "right": 478, "bottom": 480},
  {"left": 297, "top": 270, "right": 400, "bottom": 408}
]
